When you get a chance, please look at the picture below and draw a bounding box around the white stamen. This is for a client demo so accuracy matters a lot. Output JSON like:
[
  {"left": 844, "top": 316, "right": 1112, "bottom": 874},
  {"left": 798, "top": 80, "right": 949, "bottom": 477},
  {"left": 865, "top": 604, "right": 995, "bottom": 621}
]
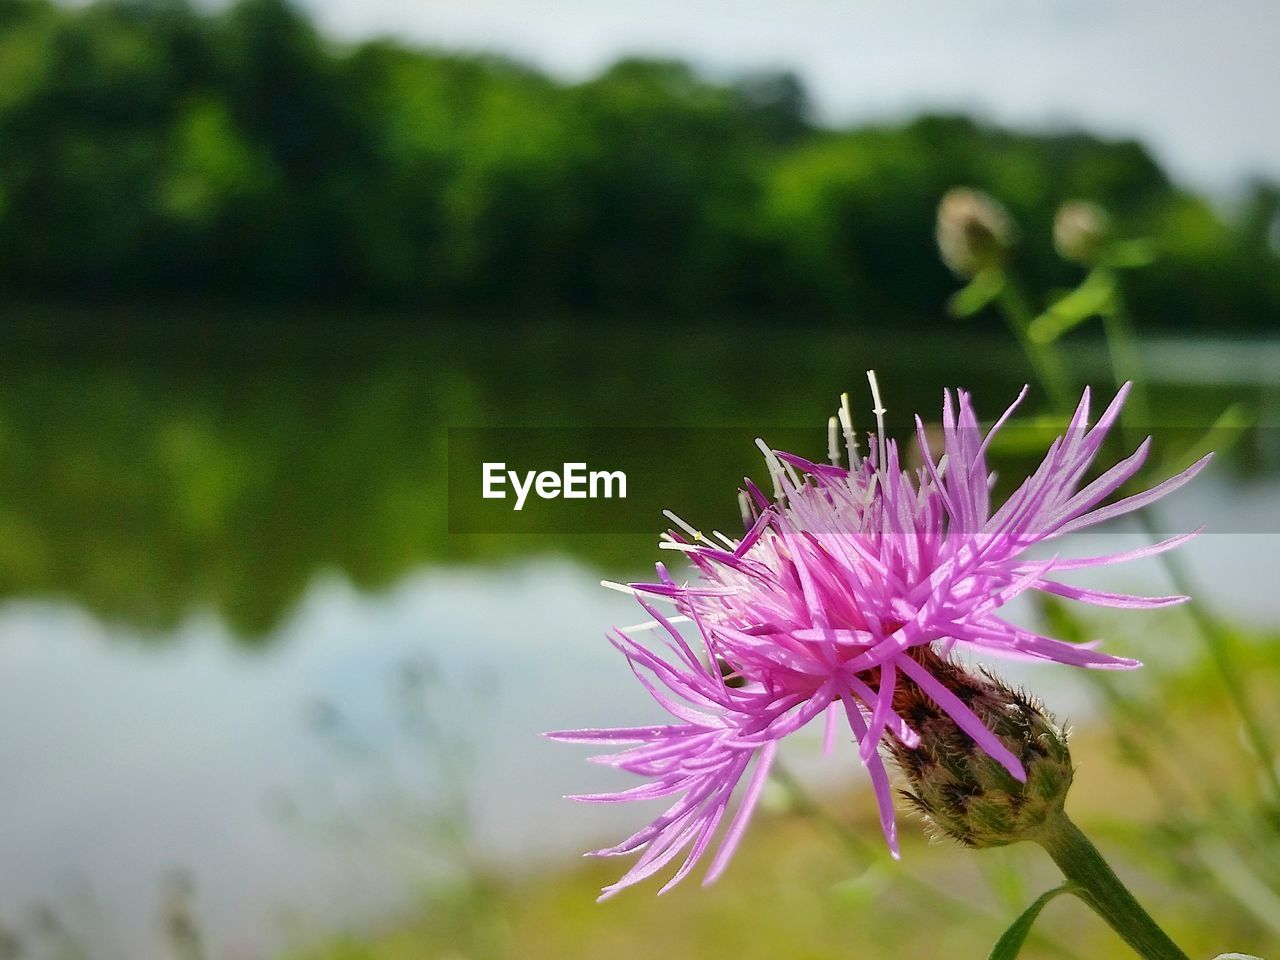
[
  {"left": 838, "top": 392, "right": 859, "bottom": 466},
  {"left": 863, "top": 472, "right": 879, "bottom": 505},
  {"left": 780, "top": 457, "right": 803, "bottom": 490},
  {"left": 866, "top": 369, "right": 888, "bottom": 472},
  {"left": 662, "top": 508, "right": 705, "bottom": 542},
  {"left": 599, "top": 580, "right": 678, "bottom": 604},
  {"left": 827, "top": 415, "right": 841, "bottom": 466},
  {"left": 658, "top": 541, "right": 705, "bottom": 553},
  {"left": 738, "top": 490, "right": 753, "bottom": 527},
  {"left": 619, "top": 616, "right": 692, "bottom": 633},
  {"left": 755, "top": 438, "right": 787, "bottom": 502},
  {"left": 712, "top": 530, "right": 737, "bottom": 549}
]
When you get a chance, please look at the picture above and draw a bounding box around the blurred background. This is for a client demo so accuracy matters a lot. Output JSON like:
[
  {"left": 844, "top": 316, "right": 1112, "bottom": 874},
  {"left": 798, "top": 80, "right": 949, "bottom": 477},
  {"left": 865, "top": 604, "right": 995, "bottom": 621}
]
[{"left": 0, "top": 0, "right": 1278, "bottom": 957}]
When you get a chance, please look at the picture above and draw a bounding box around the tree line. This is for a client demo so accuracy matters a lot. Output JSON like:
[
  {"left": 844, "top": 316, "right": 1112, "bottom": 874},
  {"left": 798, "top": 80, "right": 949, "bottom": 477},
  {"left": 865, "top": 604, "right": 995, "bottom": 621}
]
[{"left": 1, "top": 0, "right": 1277, "bottom": 331}]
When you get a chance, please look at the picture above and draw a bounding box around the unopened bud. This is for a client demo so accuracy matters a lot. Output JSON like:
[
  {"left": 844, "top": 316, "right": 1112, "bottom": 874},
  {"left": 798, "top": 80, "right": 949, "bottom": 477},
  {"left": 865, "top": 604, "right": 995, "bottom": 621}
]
[
  {"left": 889, "top": 650, "right": 1073, "bottom": 848},
  {"left": 936, "top": 188, "right": 1016, "bottom": 278},
  {"left": 1054, "top": 200, "right": 1112, "bottom": 264}
]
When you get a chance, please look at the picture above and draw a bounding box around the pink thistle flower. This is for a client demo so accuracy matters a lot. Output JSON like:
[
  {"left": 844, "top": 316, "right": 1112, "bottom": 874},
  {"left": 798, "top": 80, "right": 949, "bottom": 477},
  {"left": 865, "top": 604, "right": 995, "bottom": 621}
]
[{"left": 548, "top": 379, "right": 1209, "bottom": 899}]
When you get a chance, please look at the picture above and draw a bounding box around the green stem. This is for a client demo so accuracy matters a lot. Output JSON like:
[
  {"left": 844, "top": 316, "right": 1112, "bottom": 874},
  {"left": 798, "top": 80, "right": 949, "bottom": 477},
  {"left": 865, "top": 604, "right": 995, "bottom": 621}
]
[
  {"left": 1099, "top": 286, "right": 1151, "bottom": 433},
  {"left": 1100, "top": 274, "right": 1280, "bottom": 803},
  {"left": 996, "top": 281, "right": 1075, "bottom": 412},
  {"left": 1105, "top": 279, "right": 1279, "bottom": 805},
  {"left": 1037, "top": 811, "right": 1189, "bottom": 960},
  {"left": 1017, "top": 265, "right": 1280, "bottom": 807},
  {"left": 1135, "top": 511, "right": 1280, "bottom": 804}
]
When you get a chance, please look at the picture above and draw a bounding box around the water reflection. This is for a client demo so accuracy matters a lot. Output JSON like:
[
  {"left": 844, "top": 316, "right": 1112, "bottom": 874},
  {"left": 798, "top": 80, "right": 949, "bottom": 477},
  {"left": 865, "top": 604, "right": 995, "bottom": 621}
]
[
  {"left": 0, "top": 314, "right": 1275, "bottom": 954},
  {"left": 14, "top": 316, "right": 1262, "bottom": 636},
  {"left": 0, "top": 469, "right": 1275, "bottom": 956},
  {"left": 0, "top": 560, "right": 644, "bottom": 956}
]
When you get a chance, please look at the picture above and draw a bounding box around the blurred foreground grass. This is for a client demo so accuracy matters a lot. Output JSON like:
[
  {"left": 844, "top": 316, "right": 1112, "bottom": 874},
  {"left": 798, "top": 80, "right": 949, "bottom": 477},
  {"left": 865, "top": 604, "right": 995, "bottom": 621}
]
[{"left": 285, "top": 611, "right": 1280, "bottom": 960}]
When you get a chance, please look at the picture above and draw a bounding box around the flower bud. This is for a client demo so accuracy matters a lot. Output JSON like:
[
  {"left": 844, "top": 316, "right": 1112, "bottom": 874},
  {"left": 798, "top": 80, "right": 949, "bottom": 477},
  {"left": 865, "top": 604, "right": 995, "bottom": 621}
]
[
  {"left": 889, "top": 650, "right": 1073, "bottom": 848},
  {"left": 936, "top": 187, "right": 1016, "bottom": 278},
  {"left": 1054, "top": 200, "right": 1112, "bottom": 264}
]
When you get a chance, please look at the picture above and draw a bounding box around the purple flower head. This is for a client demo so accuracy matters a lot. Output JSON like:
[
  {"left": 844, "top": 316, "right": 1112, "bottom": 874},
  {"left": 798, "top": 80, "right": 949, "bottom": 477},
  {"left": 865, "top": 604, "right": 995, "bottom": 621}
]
[{"left": 548, "top": 379, "right": 1209, "bottom": 899}]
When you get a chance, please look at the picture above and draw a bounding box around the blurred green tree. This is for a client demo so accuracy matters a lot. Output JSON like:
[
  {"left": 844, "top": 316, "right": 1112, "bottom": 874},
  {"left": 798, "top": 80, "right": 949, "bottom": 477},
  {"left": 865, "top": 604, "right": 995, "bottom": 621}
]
[{"left": 0, "top": 0, "right": 1274, "bottom": 333}]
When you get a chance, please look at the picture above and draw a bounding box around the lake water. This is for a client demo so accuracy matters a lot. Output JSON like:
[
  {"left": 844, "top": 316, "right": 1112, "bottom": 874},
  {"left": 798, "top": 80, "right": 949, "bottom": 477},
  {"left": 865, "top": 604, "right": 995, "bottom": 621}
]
[
  {"left": 0, "top": 317, "right": 1276, "bottom": 956},
  {"left": 0, "top": 467, "right": 1277, "bottom": 958}
]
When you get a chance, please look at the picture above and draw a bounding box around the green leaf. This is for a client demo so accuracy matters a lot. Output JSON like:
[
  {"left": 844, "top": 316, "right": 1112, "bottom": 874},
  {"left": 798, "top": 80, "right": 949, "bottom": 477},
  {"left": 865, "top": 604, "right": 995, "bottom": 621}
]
[
  {"left": 1028, "top": 270, "right": 1114, "bottom": 343},
  {"left": 979, "top": 849, "right": 1028, "bottom": 912},
  {"left": 1104, "top": 238, "right": 1158, "bottom": 269},
  {"left": 1152, "top": 400, "right": 1254, "bottom": 479},
  {"left": 980, "top": 414, "right": 1068, "bottom": 456},
  {"left": 948, "top": 268, "right": 1005, "bottom": 318},
  {"left": 987, "top": 883, "right": 1080, "bottom": 960},
  {"left": 827, "top": 862, "right": 889, "bottom": 909}
]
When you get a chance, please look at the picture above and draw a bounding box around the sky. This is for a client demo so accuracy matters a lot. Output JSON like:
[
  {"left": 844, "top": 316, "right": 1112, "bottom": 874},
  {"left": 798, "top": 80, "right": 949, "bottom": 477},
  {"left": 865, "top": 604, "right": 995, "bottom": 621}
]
[{"left": 279, "top": 0, "right": 1280, "bottom": 193}]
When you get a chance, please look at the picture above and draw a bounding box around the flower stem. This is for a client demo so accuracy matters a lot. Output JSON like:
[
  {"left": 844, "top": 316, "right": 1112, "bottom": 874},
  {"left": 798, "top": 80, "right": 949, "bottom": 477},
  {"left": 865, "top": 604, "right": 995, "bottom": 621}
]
[
  {"left": 1095, "top": 270, "right": 1151, "bottom": 436},
  {"left": 1136, "top": 511, "right": 1280, "bottom": 806},
  {"left": 995, "top": 279, "right": 1075, "bottom": 412},
  {"left": 1103, "top": 277, "right": 1280, "bottom": 806},
  {"left": 1037, "top": 811, "right": 1189, "bottom": 960}
]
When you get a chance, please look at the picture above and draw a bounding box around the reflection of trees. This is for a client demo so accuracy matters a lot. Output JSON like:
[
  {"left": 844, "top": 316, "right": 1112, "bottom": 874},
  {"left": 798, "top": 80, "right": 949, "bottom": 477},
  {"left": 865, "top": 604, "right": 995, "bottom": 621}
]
[{"left": 0, "top": 315, "right": 1250, "bottom": 640}]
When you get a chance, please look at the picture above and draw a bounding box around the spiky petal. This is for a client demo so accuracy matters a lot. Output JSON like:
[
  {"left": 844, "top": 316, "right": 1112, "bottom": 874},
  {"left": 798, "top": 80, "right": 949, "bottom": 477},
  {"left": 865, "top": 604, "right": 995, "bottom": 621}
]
[{"left": 549, "top": 382, "right": 1208, "bottom": 897}]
